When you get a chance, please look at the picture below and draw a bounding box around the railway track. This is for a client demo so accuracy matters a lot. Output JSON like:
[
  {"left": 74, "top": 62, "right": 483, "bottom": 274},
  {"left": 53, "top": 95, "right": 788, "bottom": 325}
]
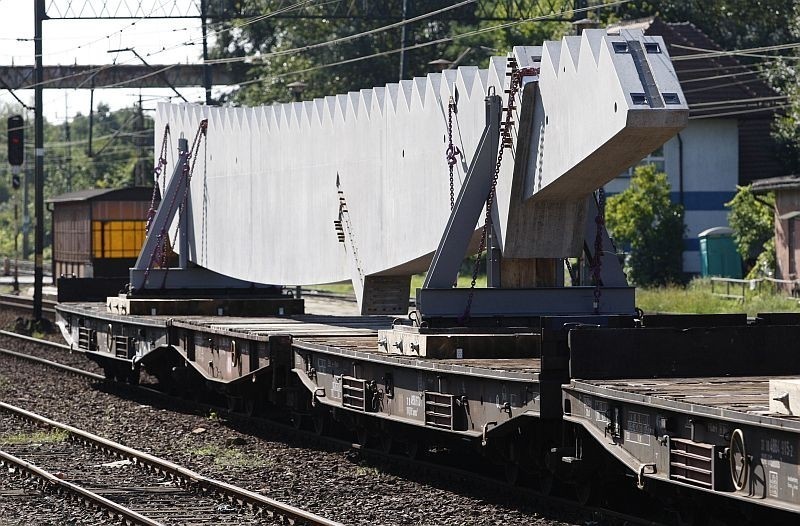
[
  {"left": 0, "top": 329, "right": 664, "bottom": 526},
  {"left": 0, "top": 293, "right": 57, "bottom": 316},
  {"left": 0, "top": 402, "right": 342, "bottom": 526},
  {"left": 0, "top": 289, "right": 358, "bottom": 316}
]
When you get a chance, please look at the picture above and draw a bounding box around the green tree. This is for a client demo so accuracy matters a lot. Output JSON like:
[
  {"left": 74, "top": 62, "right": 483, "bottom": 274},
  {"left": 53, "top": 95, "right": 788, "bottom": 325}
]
[
  {"left": 762, "top": 3, "right": 800, "bottom": 173},
  {"left": 210, "top": 1, "right": 573, "bottom": 106},
  {"left": 725, "top": 185, "right": 775, "bottom": 276},
  {"left": 606, "top": 164, "right": 685, "bottom": 286},
  {"left": 0, "top": 101, "right": 153, "bottom": 260},
  {"left": 610, "top": 0, "right": 795, "bottom": 50}
]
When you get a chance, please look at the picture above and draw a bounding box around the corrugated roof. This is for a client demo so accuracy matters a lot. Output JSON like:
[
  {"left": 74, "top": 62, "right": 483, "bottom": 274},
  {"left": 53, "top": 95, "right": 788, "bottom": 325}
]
[
  {"left": 751, "top": 175, "right": 800, "bottom": 193},
  {"left": 47, "top": 186, "right": 153, "bottom": 204}
]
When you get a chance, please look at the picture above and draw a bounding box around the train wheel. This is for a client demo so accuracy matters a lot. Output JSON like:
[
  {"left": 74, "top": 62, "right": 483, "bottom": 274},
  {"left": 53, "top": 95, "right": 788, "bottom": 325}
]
[
  {"left": 404, "top": 438, "right": 425, "bottom": 460},
  {"left": 380, "top": 434, "right": 394, "bottom": 455},
  {"left": 356, "top": 427, "right": 370, "bottom": 447},
  {"left": 573, "top": 479, "right": 594, "bottom": 506},
  {"left": 242, "top": 397, "right": 257, "bottom": 417},
  {"left": 538, "top": 471, "right": 556, "bottom": 496},
  {"left": 226, "top": 395, "right": 239, "bottom": 413},
  {"left": 505, "top": 461, "right": 520, "bottom": 486},
  {"left": 291, "top": 412, "right": 304, "bottom": 430},
  {"left": 126, "top": 367, "right": 140, "bottom": 385},
  {"left": 312, "top": 412, "right": 327, "bottom": 436}
]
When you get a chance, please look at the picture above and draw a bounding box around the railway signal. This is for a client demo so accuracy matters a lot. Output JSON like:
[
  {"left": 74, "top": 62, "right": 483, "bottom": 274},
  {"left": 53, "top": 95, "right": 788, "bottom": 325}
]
[
  {"left": 7, "top": 115, "right": 24, "bottom": 167},
  {"left": 6, "top": 114, "right": 23, "bottom": 294}
]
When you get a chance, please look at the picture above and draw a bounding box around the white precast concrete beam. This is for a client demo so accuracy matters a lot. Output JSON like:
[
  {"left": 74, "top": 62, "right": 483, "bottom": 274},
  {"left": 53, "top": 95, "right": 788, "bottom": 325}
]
[{"left": 153, "top": 29, "right": 687, "bottom": 300}]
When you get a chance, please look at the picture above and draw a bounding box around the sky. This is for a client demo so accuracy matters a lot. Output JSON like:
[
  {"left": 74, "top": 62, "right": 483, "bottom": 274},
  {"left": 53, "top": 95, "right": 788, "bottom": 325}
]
[{"left": 0, "top": 0, "right": 212, "bottom": 122}]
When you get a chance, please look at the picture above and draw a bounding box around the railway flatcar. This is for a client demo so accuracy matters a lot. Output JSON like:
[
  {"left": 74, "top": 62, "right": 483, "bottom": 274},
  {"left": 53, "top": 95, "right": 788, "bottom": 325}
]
[{"left": 56, "top": 30, "right": 799, "bottom": 523}]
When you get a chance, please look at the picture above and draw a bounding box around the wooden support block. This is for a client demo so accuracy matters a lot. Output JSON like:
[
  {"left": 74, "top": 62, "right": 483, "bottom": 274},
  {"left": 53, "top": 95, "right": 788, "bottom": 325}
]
[
  {"left": 377, "top": 327, "right": 539, "bottom": 359},
  {"left": 500, "top": 258, "right": 561, "bottom": 288}
]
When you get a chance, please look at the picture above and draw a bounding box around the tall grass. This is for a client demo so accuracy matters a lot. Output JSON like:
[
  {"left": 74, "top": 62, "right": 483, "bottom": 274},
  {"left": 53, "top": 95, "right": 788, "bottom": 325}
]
[{"left": 637, "top": 278, "right": 800, "bottom": 316}]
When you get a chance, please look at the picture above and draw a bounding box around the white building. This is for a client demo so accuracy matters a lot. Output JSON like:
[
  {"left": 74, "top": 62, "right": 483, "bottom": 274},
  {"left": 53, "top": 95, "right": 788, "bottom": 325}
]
[{"left": 605, "top": 19, "right": 783, "bottom": 274}]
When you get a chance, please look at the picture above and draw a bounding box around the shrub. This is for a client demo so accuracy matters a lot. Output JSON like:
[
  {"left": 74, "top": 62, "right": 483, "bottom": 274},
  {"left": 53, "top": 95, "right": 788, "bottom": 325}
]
[
  {"left": 605, "top": 164, "right": 685, "bottom": 286},
  {"left": 725, "top": 185, "right": 775, "bottom": 275}
]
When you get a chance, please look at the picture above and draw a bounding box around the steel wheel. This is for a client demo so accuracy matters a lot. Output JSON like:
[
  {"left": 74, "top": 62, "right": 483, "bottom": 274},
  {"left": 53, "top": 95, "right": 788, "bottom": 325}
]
[
  {"left": 505, "top": 461, "right": 520, "bottom": 486},
  {"left": 380, "top": 435, "right": 393, "bottom": 454},
  {"left": 312, "top": 412, "right": 327, "bottom": 436},
  {"left": 729, "top": 428, "right": 748, "bottom": 491}
]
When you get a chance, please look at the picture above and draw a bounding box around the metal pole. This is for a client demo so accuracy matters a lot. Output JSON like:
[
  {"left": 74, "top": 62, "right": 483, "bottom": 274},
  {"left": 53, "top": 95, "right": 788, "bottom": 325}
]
[
  {"left": 12, "top": 168, "right": 19, "bottom": 294},
  {"left": 33, "top": 0, "right": 45, "bottom": 320},
  {"left": 64, "top": 93, "right": 72, "bottom": 192},
  {"left": 178, "top": 137, "right": 190, "bottom": 269},
  {"left": 201, "top": 0, "right": 212, "bottom": 105},
  {"left": 87, "top": 83, "right": 94, "bottom": 157},
  {"left": 398, "top": 0, "right": 409, "bottom": 80},
  {"left": 135, "top": 93, "right": 145, "bottom": 186},
  {"left": 23, "top": 156, "right": 30, "bottom": 259}
]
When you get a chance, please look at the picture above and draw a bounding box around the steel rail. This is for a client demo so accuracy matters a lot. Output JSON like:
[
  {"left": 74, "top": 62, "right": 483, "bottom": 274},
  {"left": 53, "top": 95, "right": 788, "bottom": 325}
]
[
  {"left": 0, "top": 402, "right": 343, "bottom": 526},
  {"left": 3, "top": 327, "right": 657, "bottom": 525},
  {"left": 0, "top": 293, "right": 57, "bottom": 315},
  {"left": 0, "top": 329, "right": 73, "bottom": 351},
  {"left": 1, "top": 328, "right": 657, "bottom": 524},
  {"left": 0, "top": 448, "right": 161, "bottom": 526},
  {"left": 0, "top": 347, "right": 103, "bottom": 380}
]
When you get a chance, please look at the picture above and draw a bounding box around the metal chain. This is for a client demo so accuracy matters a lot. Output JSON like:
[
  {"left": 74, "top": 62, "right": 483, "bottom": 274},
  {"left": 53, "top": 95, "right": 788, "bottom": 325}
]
[
  {"left": 141, "top": 120, "right": 208, "bottom": 289},
  {"left": 592, "top": 187, "right": 606, "bottom": 313},
  {"left": 565, "top": 257, "right": 576, "bottom": 285},
  {"left": 460, "top": 64, "right": 538, "bottom": 324},
  {"left": 146, "top": 125, "right": 171, "bottom": 236},
  {"left": 446, "top": 97, "right": 461, "bottom": 211},
  {"left": 163, "top": 119, "right": 208, "bottom": 288}
]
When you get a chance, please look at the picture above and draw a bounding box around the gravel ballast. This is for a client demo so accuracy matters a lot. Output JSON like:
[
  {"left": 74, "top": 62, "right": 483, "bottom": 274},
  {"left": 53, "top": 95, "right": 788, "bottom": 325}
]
[{"left": 0, "top": 347, "right": 580, "bottom": 526}]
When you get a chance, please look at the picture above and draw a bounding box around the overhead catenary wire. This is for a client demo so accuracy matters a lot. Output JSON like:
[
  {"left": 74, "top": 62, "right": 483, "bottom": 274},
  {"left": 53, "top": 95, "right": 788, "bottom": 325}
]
[
  {"left": 12, "top": 0, "right": 618, "bottom": 93},
  {"left": 204, "top": 0, "right": 478, "bottom": 65},
  {"left": 672, "top": 42, "right": 800, "bottom": 61},
  {"left": 3, "top": 0, "right": 319, "bottom": 92},
  {"left": 236, "top": 0, "right": 632, "bottom": 88},
  {"left": 670, "top": 58, "right": 783, "bottom": 75},
  {"left": 28, "top": 0, "right": 179, "bottom": 59},
  {"left": 682, "top": 76, "right": 773, "bottom": 94},
  {"left": 690, "top": 103, "right": 790, "bottom": 119},
  {"left": 690, "top": 94, "right": 788, "bottom": 108},
  {"left": 680, "top": 68, "right": 765, "bottom": 84}
]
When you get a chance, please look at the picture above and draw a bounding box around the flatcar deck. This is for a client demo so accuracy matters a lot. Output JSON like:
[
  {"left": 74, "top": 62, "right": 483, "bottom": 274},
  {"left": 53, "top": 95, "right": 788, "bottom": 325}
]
[
  {"left": 569, "top": 376, "right": 800, "bottom": 431},
  {"left": 57, "top": 302, "right": 542, "bottom": 380}
]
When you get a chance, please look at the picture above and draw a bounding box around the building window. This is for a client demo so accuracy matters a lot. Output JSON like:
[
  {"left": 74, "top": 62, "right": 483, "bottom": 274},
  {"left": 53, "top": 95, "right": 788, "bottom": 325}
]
[
  {"left": 619, "top": 146, "right": 665, "bottom": 177},
  {"left": 92, "top": 220, "right": 147, "bottom": 259}
]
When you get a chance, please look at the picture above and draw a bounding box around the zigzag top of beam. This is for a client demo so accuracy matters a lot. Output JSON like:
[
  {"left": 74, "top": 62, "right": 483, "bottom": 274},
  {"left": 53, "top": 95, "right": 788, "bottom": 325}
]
[{"left": 153, "top": 29, "right": 687, "bottom": 292}]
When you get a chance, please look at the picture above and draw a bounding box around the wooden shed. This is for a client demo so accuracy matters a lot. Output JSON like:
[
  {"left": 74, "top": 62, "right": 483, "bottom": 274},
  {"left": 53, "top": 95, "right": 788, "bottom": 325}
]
[
  {"left": 48, "top": 187, "right": 153, "bottom": 279},
  {"left": 751, "top": 176, "right": 800, "bottom": 288}
]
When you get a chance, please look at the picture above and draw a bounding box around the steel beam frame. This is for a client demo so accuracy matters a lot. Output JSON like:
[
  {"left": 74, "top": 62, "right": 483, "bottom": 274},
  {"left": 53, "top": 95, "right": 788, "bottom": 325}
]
[
  {"left": 424, "top": 94, "right": 501, "bottom": 289},
  {"left": 130, "top": 137, "right": 264, "bottom": 292}
]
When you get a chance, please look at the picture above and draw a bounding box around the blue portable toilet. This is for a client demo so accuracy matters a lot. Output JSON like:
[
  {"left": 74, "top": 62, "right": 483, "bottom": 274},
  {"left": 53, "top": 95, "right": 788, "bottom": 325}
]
[{"left": 698, "top": 227, "right": 742, "bottom": 278}]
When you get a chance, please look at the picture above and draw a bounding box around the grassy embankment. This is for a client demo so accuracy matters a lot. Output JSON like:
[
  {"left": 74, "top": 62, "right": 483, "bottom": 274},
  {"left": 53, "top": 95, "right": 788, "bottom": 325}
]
[
  {"left": 636, "top": 278, "right": 800, "bottom": 316},
  {"left": 314, "top": 276, "right": 800, "bottom": 316}
]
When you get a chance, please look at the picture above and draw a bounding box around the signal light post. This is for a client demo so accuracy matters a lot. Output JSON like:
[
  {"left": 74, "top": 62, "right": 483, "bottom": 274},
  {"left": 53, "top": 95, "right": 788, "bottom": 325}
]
[
  {"left": 7, "top": 115, "right": 24, "bottom": 294},
  {"left": 33, "top": 0, "right": 44, "bottom": 321}
]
